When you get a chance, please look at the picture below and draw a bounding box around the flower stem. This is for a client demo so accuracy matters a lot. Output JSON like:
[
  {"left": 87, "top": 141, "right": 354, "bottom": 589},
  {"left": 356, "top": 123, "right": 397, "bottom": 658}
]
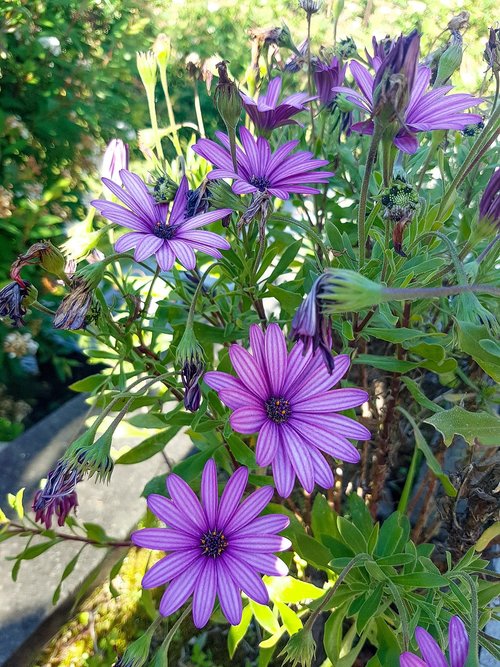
[
  {"left": 193, "top": 80, "right": 206, "bottom": 137},
  {"left": 146, "top": 88, "right": 164, "bottom": 161},
  {"left": 358, "top": 123, "right": 384, "bottom": 268},
  {"left": 383, "top": 283, "right": 500, "bottom": 301},
  {"left": 227, "top": 125, "right": 238, "bottom": 173},
  {"left": 476, "top": 233, "right": 500, "bottom": 264},
  {"left": 31, "top": 301, "right": 57, "bottom": 316},
  {"left": 158, "top": 603, "right": 193, "bottom": 663},
  {"left": 458, "top": 573, "right": 479, "bottom": 667},
  {"left": 159, "top": 67, "right": 182, "bottom": 156}
]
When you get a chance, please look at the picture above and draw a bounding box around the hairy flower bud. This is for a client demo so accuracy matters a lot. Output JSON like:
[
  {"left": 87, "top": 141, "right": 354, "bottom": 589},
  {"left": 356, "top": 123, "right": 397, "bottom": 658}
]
[
  {"left": 319, "top": 270, "right": 384, "bottom": 314},
  {"left": 479, "top": 169, "right": 500, "bottom": 230},
  {"left": 63, "top": 427, "right": 114, "bottom": 483},
  {"left": 299, "top": 0, "right": 322, "bottom": 17},
  {"left": 280, "top": 628, "right": 316, "bottom": 667},
  {"left": 176, "top": 327, "right": 205, "bottom": 412},
  {"left": 213, "top": 61, "right": 242, "bottom": 131},
  {"left": 277, "top": 24, "right": 300, "bottom": 55},
  {"left": 152, "top": 174, "right": 179, "bottom": 203},
  {"left": 113, "top": 627, "right": 155, "bottom": 667},
  {"left": 434, "top": 31, "right": 463, "bottom": 86}
]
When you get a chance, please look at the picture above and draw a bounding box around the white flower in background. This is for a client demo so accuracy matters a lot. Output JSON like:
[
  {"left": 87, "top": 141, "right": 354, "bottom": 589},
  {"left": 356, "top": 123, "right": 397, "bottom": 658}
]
[
  {"left": 38, "top": 36, "right": 61, "bottom": 56},
  {"left": 3, "top": 332, "right": 39, "bottom": 359}
]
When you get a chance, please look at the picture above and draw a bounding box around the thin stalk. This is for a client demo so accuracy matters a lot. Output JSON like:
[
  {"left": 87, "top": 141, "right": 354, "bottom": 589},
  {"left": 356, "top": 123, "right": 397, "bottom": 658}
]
[
  {"left": 159, "top": 68, "right": 182, "bottom": 156},
  {"left": 306, "top": 13, "right": 316, "bottom": 145},
  {"left": 31, "top": 301, "right": 57, "bottom": 316},
  {"left": 397, "top": 406, "right": 423, "bottom": 515},
  {"left": 476, "top": 233, "right": 500, "bottom": 264},
  {"left": 8, "top": 522, "right": 131, "bottom": 548},
  {"left": 186, "top": 263, "right": 220, "bottom": 328},
  {"left": 383, "top": 283, "right": 500, "bottom": 300},
  {"left": 386, "top": 579, "right": 410, "bottom": 651},
  {"left": 142, "top": 265, "right": 160, "bottom": 320},
  {"left": 192, "top": 80, "right": 206, "bottom": 137},
  {"left": 158, "top": 603, "right": 193, "bottom": 663},
  {"left": 145, "top": 88, "right": 164, "bottom": 161},
  {"left": 358, "top": 123, "right": 384, "bottom": 267},
  {"left": 457, "top": 573, "right": 479, "bottom": 667},
  {"left": 227, "top": 125, "right": 238, "bottom": 173}
]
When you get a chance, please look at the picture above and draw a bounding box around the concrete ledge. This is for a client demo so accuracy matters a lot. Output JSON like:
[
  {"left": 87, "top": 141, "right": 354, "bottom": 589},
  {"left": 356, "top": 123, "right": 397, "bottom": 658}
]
[{"left": 0, "top": 395, "right": 192, "bottom": 665}]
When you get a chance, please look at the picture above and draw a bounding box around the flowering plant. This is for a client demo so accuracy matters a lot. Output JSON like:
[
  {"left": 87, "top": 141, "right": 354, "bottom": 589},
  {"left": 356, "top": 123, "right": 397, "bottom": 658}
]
[{"left": 1, "top": 5, "right": 499, "bottom": 667}]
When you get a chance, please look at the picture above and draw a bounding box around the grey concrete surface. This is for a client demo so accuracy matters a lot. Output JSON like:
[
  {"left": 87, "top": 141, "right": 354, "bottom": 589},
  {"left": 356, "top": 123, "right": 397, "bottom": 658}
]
[{"left": 0, "top": 395, "right": 193, "bottom": 665}]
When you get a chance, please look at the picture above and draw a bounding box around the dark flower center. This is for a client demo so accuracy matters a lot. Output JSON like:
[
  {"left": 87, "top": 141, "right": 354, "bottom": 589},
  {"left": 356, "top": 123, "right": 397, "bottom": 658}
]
[
  {"left": 249, "top": 175, "right": 271, "bottom": 192},
  {"left": 265, "top": 396, "right": 291, "bottom": 424},
  {"left": 200, "top": 529, "right": 228, "bottom": 558},
  {"left": 153, "top": 221, "right": 176, "bottom": 240}
]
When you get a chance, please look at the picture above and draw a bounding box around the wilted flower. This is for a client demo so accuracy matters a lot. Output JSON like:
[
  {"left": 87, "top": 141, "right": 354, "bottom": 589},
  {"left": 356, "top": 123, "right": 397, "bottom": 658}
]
[
  {"left": 447, "top": 11, "right": 469, "bottom": 33},
  {"left": 313, "top": 55, "right": 347, "bottom": 107},
  {"left": 214, "top": 61, "right": 242, "bottom": 132},
  {"left": 299, "top": 0, "right": 322, "bottom": 17},
  {"left": 290, "top": 273, "right": 334, "bottom": 371},
  {"left": 400, "top": 616, "right": 469, "bottom": 667},
  {"left": 186, "top": 182, "right": 210, "bottom": 218},
  {"left": 333, "top": 61, "right": 483, "bottom": 153},
  {"left": 101, "top": 139, "right": 129, "bottom": 198},
  {"left": 334, "top": 37, "right": 357, "bottom": 61},
  {"left": 205, "top": 324, "right": 369, "bottom": 496},
  {"left": 484, "top": 28, "right": 500, "bottom": 73},
  {"left": 284, "top": 39, "right": 309, "bottom": 73},
  {"left": 479, "top": 169, "right": 500, "bottom": 229},
  {"left": 53, "top": 277, "right": 98, "bottom": 330},
  {"left": 241, "top": 77, "right": 314, "bottom": 135},
  {"left": 10, "top": 241, "right": 66, "bottom": 282},
  {"left": 33, "top": 460, "right": 81, "bottom": 529},
  {"left": 132, "top": 459, "right": 290, "bottom": 627},
  {"left": 193, "top": 127, "right": 334, "bottom": 200},
  {"left": 92, "top": 172, "right": 231, "bottom": 271},
  {"left": 0, "top": 281, "right": 32, "bottom": 327}
]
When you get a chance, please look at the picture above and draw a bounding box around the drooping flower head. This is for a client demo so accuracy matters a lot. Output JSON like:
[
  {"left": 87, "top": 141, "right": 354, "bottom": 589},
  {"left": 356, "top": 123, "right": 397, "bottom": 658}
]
[
  {"left": 131, "top": 460, "right": 290, "bottom": 628},
  {"left": 0, "top": 281, "right": 32, "bottom": 327},
  {"left": 240, "top": 77, "right": 315, "bottom": 135},
  {"left": 92, "top": 172, "right": 232, "bottom": 271},
  {"left": 204, "top": 324, "right": 370, "bottom": 497},
  {"left": 479, "top": 169, "right": 500, "bottom": 229},
  {"left": 33, "top": 460, "right": 81, "bottom": 529},
  {"left": 333, "top": 61, "right": 483, "bottom": 153},
  {"left": 193, "top": 127, "right": 333, "bottom": 200},
  {"left": 400, "top": 616, "right": 469, "bottom": 667},
  {"left": 313, "top": 56, "right": 347, "bottom": 107}
]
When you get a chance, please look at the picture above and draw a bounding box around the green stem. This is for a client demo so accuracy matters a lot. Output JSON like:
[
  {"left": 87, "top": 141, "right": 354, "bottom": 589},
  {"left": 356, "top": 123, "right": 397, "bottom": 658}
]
[
  {"left": 186, "top": 263, "right": 220, "bottom": 328},
  {"left": 227, "top": 125, "right": 238, "bottom": 172},
  {"left": 31, "top": 301, "right": 57, "bottom": 316},
  {"left": 358, "top": 123, "right": 384, "bottom": 267},
  {"left": 146, "top": 88, "right": 164, "bottom": 161},
  {"left": 383, "top": 283, "right": 500, "bottom": 301},
  {"left": 193, "top": 80, "right": 206, "bottom": 137},
  {"left": 158, "top": 603, "right": 193, "bottom": 663},
  {"left": 386, "top": 579, "right": 410, "bottom": 651},
  {"left": 142, "top": 265, "right": 160, "bottom": 320},
  {"left": 476, "top": 233, "right": 500, "bottom": 264},
  {"left": 397, "top": 406, "right": 422, "bottom": 515},
  {"left": 304, "top": 553, "right": 369, "bottom": 633},
  {"left": 159, "top": 68, "right": 182, "bottom": 156}
]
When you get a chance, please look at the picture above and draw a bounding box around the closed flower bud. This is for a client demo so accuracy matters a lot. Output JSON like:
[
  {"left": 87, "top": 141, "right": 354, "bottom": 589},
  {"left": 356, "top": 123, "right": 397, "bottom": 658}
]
[
  {"left": 152, "top": 174, "right": 178, "bottom": 203},
  {"left": 299, "top": 0, "right": 322, "bottom": 17},
  {"left": 152, "top": 33, "right": 171, "bottom": 72},
  {"left": 277, "top": 24, "right": 301, "bottom": 56},
  {"left": 484, "top": 28, "right": 500, "bottom": 73},
  {"left": 176, "top": 327, "right": 205, "bottom": 412},
  {"left": 63, "top": 427, "right": 114, "bottom": 483},
  {"left": 434, "top": 31, "right": 463, "bottom": 86},
  {"left": 320, "top": 269, "right": 384, "bottom": 314},
  {"left": 213, "top": 61, "right": 242, "bottom": 131},
  {"left": 113, "top": 628, "right": 155, "bottom": 667},
  {"left": 334, "top": 37, "right": 357, "bottom": 60},
  {"left": 479, "top": 169, "right": 500, "bottom": 230},
  {"left": 280, "top": 628, "right": 316, "bottom": 667},
  {"left": 136, "top": 51, "right": 157, "bottom": 93}
]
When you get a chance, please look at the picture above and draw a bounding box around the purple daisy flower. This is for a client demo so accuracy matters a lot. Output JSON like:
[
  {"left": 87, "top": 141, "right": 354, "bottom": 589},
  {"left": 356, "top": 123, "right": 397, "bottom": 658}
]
[
  {"left": 204, "top": 324, "right": 370, "bottom": 497},
  {"left": 92, "top": 172, "right": 232, "bottom": 271},
  {"left": 400, "top": 616, "right": 469, "bottom": 667},
  {"left": 240, "top": 77, "right": 315, "bottom": 134},
  {"left": 192, "top": 126, "right": 334, "bottom": 200},
  {"left": 131, "top": 460, "right": 290, "bottom": 628},
  {"left": 313, "top": 56, "right": 347, "bottom": 107},
  {"left": 33, "top": 460, "right": 81, "bottom": 529},
  {"left": 333, "top": 63, "right": 483, "bottom": 153},
  {"left": 479, "top": 168, "right": 500, "bottom": 229}
]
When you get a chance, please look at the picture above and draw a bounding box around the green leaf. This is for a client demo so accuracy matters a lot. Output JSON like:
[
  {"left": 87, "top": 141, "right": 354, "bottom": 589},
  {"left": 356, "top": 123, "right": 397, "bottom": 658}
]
[
  {"left": 264, "top": 239, "right": 302, "bottom": 284},
  {"left": 226, "top": 434, "right": 256, "bottom": 467},
  {"left": 7, "top": 488, "right": 24, "bottom": 520},
  {"left": 311, "top": 493, "right": 338, "bottom": 541},
  {"left": 365, "top": 328, "right": 430, "bottom": 344},
  {"left": 455, "top": 321, "right": 500, "bottom": 382},
  {"left": 250, "top": 601, "right": 280, "bottom": 634},
  {"left": 390, "top": 572, "right": 448, "bottom": 588},
  {"left": 401, "top": 377, "right": 444, "bottom": 413},
  {"left": 324, "top": 604, "right": 349, "bottom": 662},
  {"left": 294, "top": 533, "right": 333, "bottom": 571},
  {"left": 265, "top": 284, "right": 303, "bottom": 313},
  {"left": 172, "top": 442, "right": 222, "bottom": 482},
  {"left": 276, "top": 601, "right": 302, "bottom": 635},
  {"left": 337, "top": 517, "right": 367, "bottom": 553},
  {"left": 69, "top": 374, "right": 108, "bottom": 393},
  {"left": 116, "top": 426, "right": 180, "bottom": 464},
  {"left": 228, "top": 605, "right": 253, "bottom": 658},
  {"left": 17, "top": 539, "right": 60, "bottom": 560},
  {"left": 265, "top": 576, "right": 324, "bottom": 604},
  {"left": 357, "top": 584, "right": 384, "bottom": 632},
  {"left": 353, "top": 355, "right": 417, "bottom": 372},
  {"left": 424, "top": 406, "right": 500, "bottom": 447},
  {"left": 53, "top": 550, "right": 82, "bottom": 604},
  {"left": 374, "top": 513, "right": 404, "bottom": 557},
  {"left": 83, "top": 523, "right": 111, "bottom": 544},
  {"left": 347, "top": 494, "right": 373, "bottom": 538}
]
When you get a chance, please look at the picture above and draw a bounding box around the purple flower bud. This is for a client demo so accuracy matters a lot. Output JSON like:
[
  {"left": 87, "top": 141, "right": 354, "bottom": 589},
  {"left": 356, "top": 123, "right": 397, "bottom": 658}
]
[
  {"left": 32, "top": 460, "right": 81, "bottom": 529},
  {"left": 101, "top": 139, "right": 129, "bottom": 199},
  {"left": 0, "top": 281, "right": 31, "bottom": 327},
  {"left": 313, "top": 56, "right": 347, "bottom": 107},
  {"left": 182, "top": 359, "right": 205, "bottom": 412},
  {"left": 479, "top": 169, "right": 500, "bottom": 229}
]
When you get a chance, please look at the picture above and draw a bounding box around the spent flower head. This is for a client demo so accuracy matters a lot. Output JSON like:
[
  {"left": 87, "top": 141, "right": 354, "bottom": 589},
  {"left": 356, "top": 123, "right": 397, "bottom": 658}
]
[
  {"left": 32, "top": 460, "right": 81, "bottom": 529},
  {"left": 484, "top": 28, "right": 500, "bottom": 73},
  {"left": 0, "top": 281, "right": 32, "bottom": 328},
  {"left": 10, "top": 241, "right": 66, "bottom": 282},
  {"left": 176, "top": 326, "right": 206, "bottom": 412},
  {"left": 214, "top": 61, "right": 242, "bottom": 131},
  {"left": 434, "top": 31, "right": 463, "bottom": 87},
  {"left": 63, "top": 427, "right": 114, "bottom": 483},
  {"left": 335, "top": 37, "right": 358, "bottom": 60},
  {"left": 53, "top": 277, "right": 99, "bottom": 330}
]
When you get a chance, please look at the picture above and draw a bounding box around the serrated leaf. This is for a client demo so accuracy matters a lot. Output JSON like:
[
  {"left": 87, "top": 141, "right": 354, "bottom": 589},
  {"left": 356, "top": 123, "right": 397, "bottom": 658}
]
[{"left": 425, "top": 406, "right": 500, "bottom": 447}]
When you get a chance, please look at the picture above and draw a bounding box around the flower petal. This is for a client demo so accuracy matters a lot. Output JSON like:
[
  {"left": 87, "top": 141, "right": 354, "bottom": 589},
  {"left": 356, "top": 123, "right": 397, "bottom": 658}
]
[
  {"left": 133, "top": 235, "right": 163, "bottom": 261},
  {"left": 230, "top": 406, "right": 267, "bottom": 433},
  {"left": 399, "top": 654, "right": 428, "bottom": 667},
  {"left": 256, "top": 420, "right": 280, "bottom": 467},
  {"left": 231, "top": 550, "right": 289, "bottom": 576},
  {"left": 282, "top": 424, "right": 314, "bottom": 492},
  {"left": 142, "top": 550, "right": 200, "bottom": 588},
  {"left": 272, "top": 443, "right": 296, "bottom": 498},
  {"left": 223, "top": 553, "right": 269, "bottom": 604},
  {"left": 131, "top": 528, "right": 198, "bottom": 551},
  {"left": 159, "top": 558, "right": 204, "bottom": 616},
  {"left": 415, "top": 627, "right": 448, "bottom": 667},
  {"left": 293, "top": 388, "right": 369, "bottom": 412},
  {"left": 449, "top": 616, "right": 469, "bottom": 667},
  {"left": 308, "top": 446, "right": 335, "bottom": 489},
  {"left": 147, "top": 495, "right": 198, "bottom": 534},
  {"left": 235, "top": 514, "right": 290, "bottom": 537},
  {"left": 201, "top": 459, "right": 218, "bottom": 527},
  {"left": 168, "top": 240, "right": 197, "bottom": 269},
  {"left": 217, "top": 466, "right": 249, "bottom": 529},
  {"left": 224, "top": 486, "right": 274, "bottom": 535},
  {"left": 114, "top": 232, "right": 147, "bottom": 252},
  {"left": 192, "top": 559, "right": 217, "bottom": 628},
  {"left": 167, "top": 473, "right": 207, "bottom": 531},
  {"left": 264, "top": 323, "right": 287, "bottom": 394},
  {"left": 217, "top": 559, "right": 243, "bottom": 625},
  {"left": 229, "top": 344, "right": 269, "bottom": 398},
  {"left": 155, "top": 243, "right": 176, "bottom": 271}
]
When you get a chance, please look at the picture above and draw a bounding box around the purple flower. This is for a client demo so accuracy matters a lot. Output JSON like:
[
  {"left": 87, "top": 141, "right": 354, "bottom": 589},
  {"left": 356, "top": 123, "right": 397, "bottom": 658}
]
[
  {"left": 400, "top": 616, "right": 469, "bottom": 667},
  {"left": 131, "top": 460, "right": 290, "bottom": 627},
  {"left": 365, "top": 35, "right": 396, "bottom": 71},
  {"left": 204, "top": 324, "right": 370, "bottom": 497},
  {"left": 33, "top": 460, "right": 81, "bottom": 529},
  {"left": 92, "top": 172, "right": 231, "bottom": 271},
  {"left": 193, "top": 127, "right": 334, "bottom": 200},
  {"left": 479, "top": 169, "right": 500, "bottom": 229},
  {"left": 313, "top": 56, "right": 347, "bottom": 107},
  {"left": 333, "top": 63, "right": 483, "bottom": 153},
  {"left": 0, "top": 281, "right": 30, "bottom": 327},
  {"left": 240, "top": 77, "right": 314, "bottom": 134}
]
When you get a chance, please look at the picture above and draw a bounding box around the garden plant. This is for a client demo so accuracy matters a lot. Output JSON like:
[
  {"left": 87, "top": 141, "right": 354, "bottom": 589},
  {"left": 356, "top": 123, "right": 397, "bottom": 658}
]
[{"left": 1, "top": 1, "right": 499, "bottom": 666}]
